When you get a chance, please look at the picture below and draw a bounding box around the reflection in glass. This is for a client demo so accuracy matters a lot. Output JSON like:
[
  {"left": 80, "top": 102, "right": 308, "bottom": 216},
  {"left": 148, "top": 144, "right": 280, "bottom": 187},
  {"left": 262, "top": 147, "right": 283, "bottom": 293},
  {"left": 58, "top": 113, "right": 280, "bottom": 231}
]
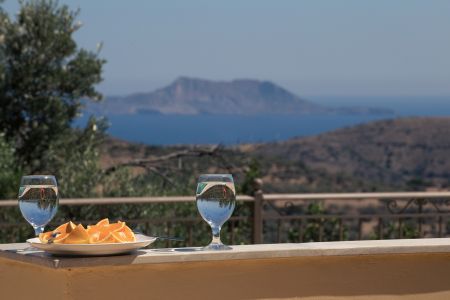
[
  {"left": 196, "top": 174, "right": 236, "bottom": 250},
  {"left": 18, "top": 175, "right": 59, "bottom": 236}
]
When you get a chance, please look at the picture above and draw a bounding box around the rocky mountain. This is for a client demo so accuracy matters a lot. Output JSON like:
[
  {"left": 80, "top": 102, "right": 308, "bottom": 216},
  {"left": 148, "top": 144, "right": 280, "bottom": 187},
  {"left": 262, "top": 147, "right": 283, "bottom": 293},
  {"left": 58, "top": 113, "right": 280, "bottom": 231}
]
[{"left": 89, "top": 77, "right": 392, "bottom": 115}]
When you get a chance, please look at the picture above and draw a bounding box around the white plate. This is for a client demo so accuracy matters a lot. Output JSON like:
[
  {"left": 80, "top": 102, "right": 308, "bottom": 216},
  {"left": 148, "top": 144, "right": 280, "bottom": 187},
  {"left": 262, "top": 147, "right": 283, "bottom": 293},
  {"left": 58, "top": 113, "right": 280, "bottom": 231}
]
[{"left": 27, "top": 234, "right": 157, "bottom": 256}]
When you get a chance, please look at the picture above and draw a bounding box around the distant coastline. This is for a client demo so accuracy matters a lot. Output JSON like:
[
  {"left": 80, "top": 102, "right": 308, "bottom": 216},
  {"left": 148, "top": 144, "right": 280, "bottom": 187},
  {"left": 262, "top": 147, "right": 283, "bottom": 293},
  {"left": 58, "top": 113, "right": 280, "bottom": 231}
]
[
  {"left": 86, "top": 77, "right": 394, "bottom": 117},
  {"left": 79, "top": 93, "right": 450, "bottom": 146},
  {"left": 75, "top": 113, "right": 393, "bottom": 145}
]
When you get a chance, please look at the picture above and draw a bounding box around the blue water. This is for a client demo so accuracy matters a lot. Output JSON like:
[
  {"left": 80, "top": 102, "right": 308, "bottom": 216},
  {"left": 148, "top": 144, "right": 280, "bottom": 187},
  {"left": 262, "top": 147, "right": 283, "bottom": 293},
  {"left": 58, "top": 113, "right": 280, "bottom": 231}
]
[
  {"left": 19, "top": 200, "right": 58, "bottom": 228},
  {"left": 196, "top": 184, "right": 236, "bottom": 227},
  {"left": 76, "top": 96, "right": 450, "bottom": 145},
  {"left": 197, "top": 198, "right": 236, "bottom": 227}
]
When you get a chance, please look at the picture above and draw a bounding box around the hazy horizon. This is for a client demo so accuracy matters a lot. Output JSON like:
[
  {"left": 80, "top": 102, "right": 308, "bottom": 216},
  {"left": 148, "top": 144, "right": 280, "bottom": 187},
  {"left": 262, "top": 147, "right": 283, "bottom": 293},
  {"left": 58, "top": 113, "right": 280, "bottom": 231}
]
[{"left": 3, "top": 0, "right": 450, "bottom": 99}]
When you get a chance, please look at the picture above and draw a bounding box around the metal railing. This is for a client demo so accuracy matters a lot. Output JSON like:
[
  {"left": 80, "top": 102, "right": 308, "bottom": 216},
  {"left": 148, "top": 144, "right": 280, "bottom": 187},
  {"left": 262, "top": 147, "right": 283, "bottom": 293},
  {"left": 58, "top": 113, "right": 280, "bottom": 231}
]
[
  {"left": 1, "top": 189, "right": 450, "bottom": 245},
  {"left": 256, "top": 191, "right": 450, "bottom": 243}
]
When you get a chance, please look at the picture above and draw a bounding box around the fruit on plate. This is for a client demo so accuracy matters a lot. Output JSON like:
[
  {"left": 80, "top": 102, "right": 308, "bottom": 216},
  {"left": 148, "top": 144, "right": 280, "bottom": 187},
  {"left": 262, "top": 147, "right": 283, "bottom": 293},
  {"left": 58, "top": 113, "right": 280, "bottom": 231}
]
[{"left": 38, "top": 218, "right": 136, "bottom": 244}]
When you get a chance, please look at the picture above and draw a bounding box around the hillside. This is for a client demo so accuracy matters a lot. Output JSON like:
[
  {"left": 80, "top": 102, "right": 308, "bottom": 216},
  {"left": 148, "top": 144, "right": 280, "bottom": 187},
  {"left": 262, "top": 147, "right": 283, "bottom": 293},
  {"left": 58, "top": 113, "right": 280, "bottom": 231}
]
[
  {"left": 100, "top": 117, "right": 450, "bottom": 193},
  {"left": 89, "top": 77, "right": 392, "bottom": 116},
  {"left": 99, "top": 137, "right": 373, "bottom": 194},
  {"left": 245, "top": 117, "right": 450, "bottom": 190}
]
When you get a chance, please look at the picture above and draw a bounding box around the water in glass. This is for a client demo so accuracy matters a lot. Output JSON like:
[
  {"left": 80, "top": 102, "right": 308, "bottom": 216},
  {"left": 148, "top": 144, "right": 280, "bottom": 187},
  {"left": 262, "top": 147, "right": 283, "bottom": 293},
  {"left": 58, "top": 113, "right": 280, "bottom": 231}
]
[
  {"left": 196, "top": 174, "right": 235, "bottom": 250},
  {"left": 18, "top": 175, "right": 59, "bottom": 236}
]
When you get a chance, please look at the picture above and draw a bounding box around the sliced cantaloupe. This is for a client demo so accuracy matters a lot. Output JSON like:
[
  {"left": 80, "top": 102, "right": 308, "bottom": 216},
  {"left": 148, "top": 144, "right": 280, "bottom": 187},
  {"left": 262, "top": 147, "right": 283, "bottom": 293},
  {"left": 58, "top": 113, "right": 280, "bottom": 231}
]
[
  {"left": 89, "top": 231, "right": 113, "bottom": 244},
  {"left": 38, "top": 231, "right": 53, "bottom": 243},
  {"left": 62, "top": 224, "right": 90, "bottom": 244},
  {"left": 39, "top": 219, "right": 136, "bottom": 244},
  {"left": 96, "top": 218, "right": 110, "bottom": 227},
  {"left": 108, "top": 221, "right": 125, "bottom": 232},
  {"left": 66, "top": 221, "right": 77, "bottom": 233},
  {"left": 111, "top": 231, "right": 128, "bottom": 243},
  {"left": 120, "top": 224, "right": 136, "bottom": 242},
  {"left": 52, "top": 232, "right": 70, "bottom": 244},
  {"left": 52, "top": 222, "right": 68, "bottom": 235},
  {"left": 39, "top": 221, "right": 76, "bottom": 243},
  {"left": 88, "top": 231, "right": 101, "bottom": 244}
]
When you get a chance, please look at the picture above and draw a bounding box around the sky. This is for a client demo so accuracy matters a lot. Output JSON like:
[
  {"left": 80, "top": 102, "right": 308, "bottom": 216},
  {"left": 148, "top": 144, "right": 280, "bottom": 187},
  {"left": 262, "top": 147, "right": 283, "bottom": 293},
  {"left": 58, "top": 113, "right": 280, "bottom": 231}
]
[{"left": 3, "top": 0, "right": 450, "bottom": 98}]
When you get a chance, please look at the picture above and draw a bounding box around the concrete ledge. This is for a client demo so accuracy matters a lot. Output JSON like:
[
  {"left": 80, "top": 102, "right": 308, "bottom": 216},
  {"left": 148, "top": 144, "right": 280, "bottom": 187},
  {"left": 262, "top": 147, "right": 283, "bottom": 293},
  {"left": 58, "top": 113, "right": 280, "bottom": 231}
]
[
  {"left": 1, "top": 239, "right": 450, "bottom": 300},
  {"left": 0, "top": 238, "right": 450, "bottom": 269}
]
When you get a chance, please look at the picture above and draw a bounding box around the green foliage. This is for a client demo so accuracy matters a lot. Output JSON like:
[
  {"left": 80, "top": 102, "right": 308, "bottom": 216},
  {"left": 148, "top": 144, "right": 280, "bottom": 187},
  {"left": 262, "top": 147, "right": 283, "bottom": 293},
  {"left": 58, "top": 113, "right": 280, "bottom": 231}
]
[
  {"left": 376, "top": 220, "right": 420, "bottom": 239},
  {"left": 240, "top": 158, "right": 261, "bottom": 195},
  {"left": 52, "top": 117, "right": 107, "bottom": 198},
  {"left": 0, "top": 0, "right": 105, "bottom": 174},
  {"left": 405, "top": 178, "right": 432, "bottom": 191},
  {"left": 286, "top": 202, "right": 347, "bottom": 242},
  {"left": 0, "top": 134, "right": 21, "bottom": 198}
]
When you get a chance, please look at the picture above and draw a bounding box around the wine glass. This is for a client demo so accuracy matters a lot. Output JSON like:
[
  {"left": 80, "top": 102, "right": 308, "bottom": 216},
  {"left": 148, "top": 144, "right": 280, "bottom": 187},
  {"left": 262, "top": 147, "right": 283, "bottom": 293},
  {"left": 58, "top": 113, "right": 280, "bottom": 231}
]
[
  {"left": 196, "top": 174, "right": 236, "bottom": 250},
  {"left": 18, "top": 175, "right": 59, "bottom": 236}
]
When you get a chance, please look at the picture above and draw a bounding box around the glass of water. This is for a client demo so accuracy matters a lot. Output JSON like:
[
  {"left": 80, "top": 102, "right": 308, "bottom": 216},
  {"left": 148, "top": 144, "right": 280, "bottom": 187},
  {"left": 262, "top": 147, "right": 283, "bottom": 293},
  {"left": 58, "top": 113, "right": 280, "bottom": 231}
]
[
  {"left": 196, "top": 174, "right": 236, "bottom": 250},
  {"left": 18, "top": 175, "right": 59, "bottom": 236}
]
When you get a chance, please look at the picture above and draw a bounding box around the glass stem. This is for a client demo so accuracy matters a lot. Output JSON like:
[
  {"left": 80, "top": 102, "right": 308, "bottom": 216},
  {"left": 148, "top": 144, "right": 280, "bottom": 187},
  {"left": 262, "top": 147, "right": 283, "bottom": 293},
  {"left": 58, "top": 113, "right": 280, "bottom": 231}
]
[
  {"left": 211, "top": 225, "right": 222, "bottom": 245},
  {"left": 34, "top": 226, "right": 44, "bottom": 236}
]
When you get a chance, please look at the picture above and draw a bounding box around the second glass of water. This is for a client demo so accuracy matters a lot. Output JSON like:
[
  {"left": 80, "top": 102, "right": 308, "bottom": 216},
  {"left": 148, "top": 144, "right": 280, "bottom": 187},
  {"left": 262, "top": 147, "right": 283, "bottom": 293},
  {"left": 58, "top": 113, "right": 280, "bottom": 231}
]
[
  {"left": 196, "top": 174, "right": 236, "bottom": 250},
  {"left": 18, "top": 175, "right": 59, "bottom": 236}
]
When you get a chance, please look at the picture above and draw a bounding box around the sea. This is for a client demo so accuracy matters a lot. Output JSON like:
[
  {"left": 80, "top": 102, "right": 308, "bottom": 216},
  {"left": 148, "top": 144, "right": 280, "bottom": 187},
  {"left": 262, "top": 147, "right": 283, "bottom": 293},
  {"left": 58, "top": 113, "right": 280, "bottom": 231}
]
[{"left": 75, "top": 96, "right": 450, "bottom": 145}]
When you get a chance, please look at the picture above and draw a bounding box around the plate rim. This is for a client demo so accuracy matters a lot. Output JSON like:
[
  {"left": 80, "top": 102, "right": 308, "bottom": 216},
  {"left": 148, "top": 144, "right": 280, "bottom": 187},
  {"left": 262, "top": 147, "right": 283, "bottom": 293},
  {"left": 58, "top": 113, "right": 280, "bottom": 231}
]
[
  {"left": 26, "top": 234, "right": 157, "bottom": 255},
  {"left": 26, "top": 234, "right": 157, "bottom": 247}
]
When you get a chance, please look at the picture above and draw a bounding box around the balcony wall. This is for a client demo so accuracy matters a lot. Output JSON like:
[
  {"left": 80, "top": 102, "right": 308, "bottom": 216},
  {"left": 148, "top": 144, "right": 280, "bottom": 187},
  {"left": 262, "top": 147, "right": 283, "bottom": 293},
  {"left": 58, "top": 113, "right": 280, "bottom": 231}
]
[{"left": 1, "top": 238, "right": 450, "bottom": 300}]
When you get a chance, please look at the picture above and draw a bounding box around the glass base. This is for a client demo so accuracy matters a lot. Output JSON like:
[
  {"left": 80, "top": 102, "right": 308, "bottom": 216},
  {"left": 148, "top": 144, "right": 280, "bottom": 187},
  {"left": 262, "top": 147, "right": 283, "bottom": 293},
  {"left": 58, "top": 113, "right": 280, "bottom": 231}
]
[
  {"left": 203, "top": 242, "right": 232, "bottom": 251},
  {"left": 33, "top": 226, "right": 45, "bottom": 236}
]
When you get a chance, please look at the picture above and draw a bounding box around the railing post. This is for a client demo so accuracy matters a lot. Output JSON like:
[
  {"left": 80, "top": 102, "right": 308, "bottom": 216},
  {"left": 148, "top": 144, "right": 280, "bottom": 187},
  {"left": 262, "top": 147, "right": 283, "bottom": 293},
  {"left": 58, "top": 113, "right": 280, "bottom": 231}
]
[
  {"left": 417, "top": 198, "right": 424, "bottom": 237},
  {"left": 253, "top": 178, "right": 264, "bottom": 244}
]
